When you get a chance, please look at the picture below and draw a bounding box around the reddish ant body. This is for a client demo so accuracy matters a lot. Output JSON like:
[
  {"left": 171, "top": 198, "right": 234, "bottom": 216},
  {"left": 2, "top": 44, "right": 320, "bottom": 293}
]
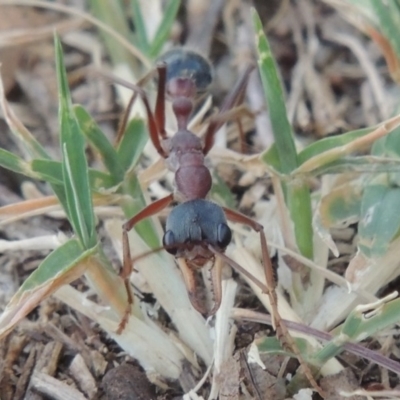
[
  {"left": 111, "top": 48, "right": 324, "bottom": 397},
  {"left": 119, "top": 49, "right": 265, "bottom": 316}
]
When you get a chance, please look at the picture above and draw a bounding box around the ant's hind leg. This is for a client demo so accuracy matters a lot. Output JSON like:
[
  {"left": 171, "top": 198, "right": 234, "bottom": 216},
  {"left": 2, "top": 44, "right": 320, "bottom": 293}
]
[
  {"left": 98, "top": 70, "right": 167, "bottom": 158},
  {"left": 203, "top": 65, "right": 254, "bottom": 155},
  {"left": 155, "top": 63, "right": 167, "bottom": 140}
]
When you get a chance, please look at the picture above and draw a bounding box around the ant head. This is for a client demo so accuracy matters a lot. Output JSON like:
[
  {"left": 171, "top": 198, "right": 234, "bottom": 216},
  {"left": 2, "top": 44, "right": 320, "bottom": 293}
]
[
  {"left": 162, "top": 199, "right": 232, "bottom": 262},
  {"left": 157, "top": 48, "right": 213, "bottom": 96}
]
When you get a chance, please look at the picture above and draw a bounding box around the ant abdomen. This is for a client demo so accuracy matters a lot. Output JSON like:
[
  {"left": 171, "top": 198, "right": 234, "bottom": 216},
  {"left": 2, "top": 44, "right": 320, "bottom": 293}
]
[{"left": 157, "top": 48, "right": 213, "bottom": 94}]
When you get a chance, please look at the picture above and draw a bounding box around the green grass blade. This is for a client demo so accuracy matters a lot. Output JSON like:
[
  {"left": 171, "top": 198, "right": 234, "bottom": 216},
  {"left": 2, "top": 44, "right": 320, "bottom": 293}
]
[
  {"left": 88, "top": 169, "right": 117, "bottom": 190},
  {"left": 348, "top": 296, "right": 400, "bottom": 341},
  {"left": 90, "top": 0, "right": 136, "bottom": 66},
  {"left": 252, "top": 9, "right": 298, "bottom": 173},
  {"left": 0, "top": 149, "right": 39, "bottom": 178},
  {"left": 372, "top": 125, "right": 400, "bottom": 158},
  {"left": 210, "top": 172, "right": 236, "bottom": 209},
  {"left": 358, "top": 185, "right": 400, "bottom": 258},
  {"left": 20, "top": 239, "right": 92, "bottom": 291},
  {"left": 287, "top": 185, "right": 313, "bottom": 259},
  {"left": 122, "top": 171, "right": 160, "bottom": 249},
  {"left": 301, "top": 155, "right": 400, "bottom": 176},
  {"left": 149, "top": 0, "right": 181, "bottom": 58},
  {"left": 75, "top": 107, "right": 148, "bottom": 179},
  {"left": 0, "top": 238, "right": 96, "bottom": 338},
  {"left": 317, "top": 182, "right": 363, "bottom": 229},
  {"left": 252, "top": 8, "right": 313, "bottom": 258},
  {"left": 30, "top": 159, "right": 63, "bottom": 185},
  {"left": 62, "top": 145, "right": 92, "bottom": 246},
  {"left": 130, "top": 0, "right": 150, "bottom": 55},
  {"left": 313, "top": 294, "right": 400, "bottom": 365},
  {"left": 55, "top": 35, "right": 96, "bottom": 249},
  {"left": 74, "top": 105, "right": 125, "bottom": 183},
  {"left": 116, "top": 118, "right": 148, "bottom": 172},
  {"left": 298, "top": 127, "right": 375, "bottom": 165},
  {"left": 32, "top": 159, "right": 116, "bottom": 192},
  {"left": 256, "top": 336, "right": 311, "bottom": 358},
  {"left": 261, "top": 143, "right": 281, "bottom": 172}
]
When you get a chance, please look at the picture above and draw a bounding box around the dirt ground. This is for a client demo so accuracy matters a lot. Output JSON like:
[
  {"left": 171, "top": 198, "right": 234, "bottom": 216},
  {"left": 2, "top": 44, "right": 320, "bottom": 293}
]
[{"left": 0, "top": 1, "right": 399, "bottom": 399}]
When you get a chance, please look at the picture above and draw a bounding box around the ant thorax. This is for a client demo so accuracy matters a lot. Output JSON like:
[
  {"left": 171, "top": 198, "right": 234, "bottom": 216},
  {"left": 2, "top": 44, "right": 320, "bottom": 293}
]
[
  {"left": 164, "top": 130, "right": 203, "bottom": 170},
  {"left": 163, "top": 130, "right": 212, "bottom": 200}
]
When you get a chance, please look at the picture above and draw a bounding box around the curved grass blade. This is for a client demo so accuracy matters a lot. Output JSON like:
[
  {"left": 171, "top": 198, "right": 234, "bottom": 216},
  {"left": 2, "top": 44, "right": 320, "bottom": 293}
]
[
  {"left": 55, "top": 35, "right": 96, "bottom": 249},
  {"left": 89, "top": 0, "right": 139, "bottom": 71},
  {"left": 0, "top": 148, "right": 41, "bottom": 178},
  {"left": 32, "top": 159, "right": 116, "bottom": 190},
  {"left": 301, "top": 156, "right": 400, "bottom": 177},
  {"left": 252, "top": 8, "right": 313, "bottom": 258},
  {"left": 253, "top": 10, "right": 297, "bottom": 173},
  {"left": 0, "top": 238, "right": 96, "bottom": 339},
  {"left": 255, "top": 336, "right": 311, "bottom": 359},
  {"left": 130, "top": 0, "right": 150, "bottom": 55},
  {"left": 121, "top": 171, "right": 160, "bottom": 249},
  {"left": 74, "top": 105, "right": 125, "bottom": 183},
  {"left": 294, "top": 114, "right": 400, "bottom": 175},
  {"left": 75, "top": 106, "right": 148, "bottom": 181},
  {"left": 298, "top": 126, "right": 375, "bottom": 165},
  {"left": 313, "top": 293, "right": 400, "bottom": 365},
  {"left": 116, "top": 118, "right": 148, "bottom": 172},
  {"left": 149, "top": 0, "right": 181, "bottom": 58}
]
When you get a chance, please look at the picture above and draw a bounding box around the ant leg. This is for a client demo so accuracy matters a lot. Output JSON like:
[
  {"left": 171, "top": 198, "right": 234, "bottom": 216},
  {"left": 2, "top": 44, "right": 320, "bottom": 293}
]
[
  {"left": 99, "top": 71, "right": 167, "bottom": 158},
  {"left": 115, "top": 91, "right": 139, "bottom": 145},
  {"left": 94, "top": 68, "right": 155, "bottom": 146},
  {"left": 220, "top": 207, "right": 325, "bottom": 397},
  {"left": 118, "top": 193, "right": 174, "bottom": 333},
  {"left": 203, "top": 65, "right": 254, "bottom": 155},
  {"left": 122, "top": 193, "right": 174, "bottom": 279},
  {"left": 154, "top": 63, "right": 167, "bottom": 140},
  {"left": 222, "top": 207, "right": 277, "bottom": 322}
]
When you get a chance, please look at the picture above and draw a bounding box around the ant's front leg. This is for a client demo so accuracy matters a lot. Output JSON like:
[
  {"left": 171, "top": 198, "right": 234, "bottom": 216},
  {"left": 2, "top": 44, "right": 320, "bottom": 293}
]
[
  {"left": 117, "top": 193, "right": 174, "bottom": 333},
  {"left": 98, "top": 70, "right": 168, "bottom": 157}
]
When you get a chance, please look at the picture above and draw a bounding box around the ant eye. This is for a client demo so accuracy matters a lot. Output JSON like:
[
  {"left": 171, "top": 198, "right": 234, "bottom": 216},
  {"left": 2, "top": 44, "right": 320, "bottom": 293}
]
[
  {"left": 217, "top": 223, "right": 231, "bottom": 249},
  {"left": 163, "top": 230, "right": 178, "bottom": 255}
]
